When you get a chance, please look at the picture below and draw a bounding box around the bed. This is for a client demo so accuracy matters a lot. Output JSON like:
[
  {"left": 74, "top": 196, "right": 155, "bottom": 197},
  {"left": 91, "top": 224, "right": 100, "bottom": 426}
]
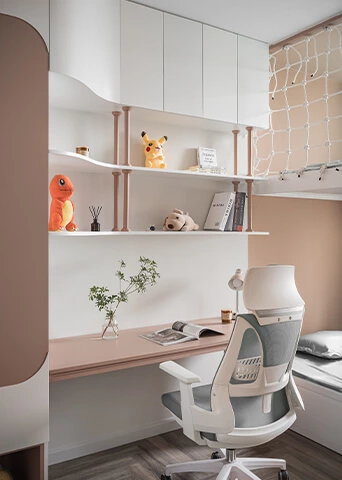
[{"left": 291, "top": 335, "right": 342, "bottom": 454}]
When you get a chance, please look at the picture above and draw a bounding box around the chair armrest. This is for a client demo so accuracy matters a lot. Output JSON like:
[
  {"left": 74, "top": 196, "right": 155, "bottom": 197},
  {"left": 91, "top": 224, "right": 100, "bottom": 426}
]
[{"left": 159, "top": 361, "right": 201, "bottom": 384}]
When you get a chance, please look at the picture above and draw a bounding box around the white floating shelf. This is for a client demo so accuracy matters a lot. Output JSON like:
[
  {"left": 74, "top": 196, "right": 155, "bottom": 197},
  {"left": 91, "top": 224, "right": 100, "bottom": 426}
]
[
  {"left": 49, "top": 231, "right": 269, "bottom": 237},
  {"left": 49, "top": 150, "right": 267, "bottom": 183}
]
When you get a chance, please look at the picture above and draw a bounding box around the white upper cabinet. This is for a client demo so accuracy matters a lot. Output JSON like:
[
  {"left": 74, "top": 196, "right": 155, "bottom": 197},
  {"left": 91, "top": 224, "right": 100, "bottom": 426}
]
[
  {"left": 0, "top": 0, "right": 49, "bottom": 48},
  {"left": 121, "top": 1, "right": 163, "bottom": 110},
  {"left": 48, "top": 0, "right": 270, "bottom": 127},
  {"left": 203, "top": 25, "right": 237, "bottom": 123},
  {"left": 164, "top": 14, "right": 202, "bottom": 117},
  {"left": 237, "top": 36, "right": 269, "bottom": 129},
  {"left": 50, "top": 0, "right": 120, "bottom": 103}
]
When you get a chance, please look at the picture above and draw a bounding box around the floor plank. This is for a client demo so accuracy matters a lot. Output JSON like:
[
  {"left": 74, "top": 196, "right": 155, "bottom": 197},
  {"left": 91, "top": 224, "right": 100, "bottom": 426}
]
[{"left": 49, "top": 429, "right": 342, "bottom": 480}]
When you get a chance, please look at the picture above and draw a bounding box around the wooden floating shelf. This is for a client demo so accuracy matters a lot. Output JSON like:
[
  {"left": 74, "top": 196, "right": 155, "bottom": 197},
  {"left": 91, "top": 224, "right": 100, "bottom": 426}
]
[
  {"left": 49, "top": 231, "right": 269, "bottom": 237},
  {"left": 49, "top": 150, "right": 267, "bottom": 183}
]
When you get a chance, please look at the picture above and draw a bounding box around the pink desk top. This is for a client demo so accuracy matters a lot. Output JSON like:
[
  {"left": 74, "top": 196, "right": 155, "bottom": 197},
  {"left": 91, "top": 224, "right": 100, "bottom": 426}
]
[{"left": 49, "top": 318, "right": 233, "bottom": 382}]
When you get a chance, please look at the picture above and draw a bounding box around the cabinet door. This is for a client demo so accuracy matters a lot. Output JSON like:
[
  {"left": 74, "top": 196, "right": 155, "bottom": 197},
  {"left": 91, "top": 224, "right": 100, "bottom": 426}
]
[
  {"left": 164, "top": 14, "right": 202, "bottom": 117},
  {"left": 121, "top": 1, "right": 163, "bottom": 110},
  {"left": 238, "top": 36, "right": 269, "bottom": 129},
  {"left": 203, "top": 25, "right": 237, "bottom": 123},
  {"left": 50, "top": 0, "right": 120, "bottom": 103}
]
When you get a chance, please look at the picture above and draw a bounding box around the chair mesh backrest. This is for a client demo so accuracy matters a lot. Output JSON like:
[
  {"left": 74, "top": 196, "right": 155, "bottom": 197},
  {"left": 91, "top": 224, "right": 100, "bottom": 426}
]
[
  {"left": 239, "top": 314, "right": 302, "bottom": 367},
  {"left": 212, "top": 312, "right": 303, "bottom": 389}
]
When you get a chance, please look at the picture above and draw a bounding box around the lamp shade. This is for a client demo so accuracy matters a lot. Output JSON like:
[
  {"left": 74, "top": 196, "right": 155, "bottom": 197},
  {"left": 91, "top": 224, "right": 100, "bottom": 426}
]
[{"left": 228, "top": 269, "right": 244, "bottom": 291}]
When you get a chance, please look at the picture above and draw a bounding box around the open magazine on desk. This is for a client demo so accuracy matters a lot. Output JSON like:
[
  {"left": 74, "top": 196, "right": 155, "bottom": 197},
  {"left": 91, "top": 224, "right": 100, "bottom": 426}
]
[{"left": 141, "top": 321, "right": 224, "bottom": 346}]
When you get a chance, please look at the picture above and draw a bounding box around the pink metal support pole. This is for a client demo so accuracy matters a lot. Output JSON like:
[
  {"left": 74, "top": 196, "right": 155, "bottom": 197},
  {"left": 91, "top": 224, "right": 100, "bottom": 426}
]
[
  {"left": 232, "top": 129, "right": 240, "bottom": 176},
  {"left": 246, "top": 126, "right": 253, "bottom": 176},
  {"left": 232, "top": 180, "right": 240, "bottom": 193},
  {"left": 112, "top": 111, "right": 121, "bottom": 232},
  {"left": 246, "top": 126, "right": 254, "bottom": 232},
  {"left": 121, "top": 106, "right": 132, "bottom": 232}
]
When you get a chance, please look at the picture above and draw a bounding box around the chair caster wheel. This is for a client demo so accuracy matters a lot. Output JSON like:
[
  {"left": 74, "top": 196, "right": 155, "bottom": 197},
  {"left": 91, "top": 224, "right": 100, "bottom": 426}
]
[
  {"left": 211, "top": 451, "right": 222, "bottom": 459},
  {"left": 161, "top": 475, "right": 172, "bottom": 480},
  {"left": 278, "top": 470, "right": 289, "bottom": 480}
]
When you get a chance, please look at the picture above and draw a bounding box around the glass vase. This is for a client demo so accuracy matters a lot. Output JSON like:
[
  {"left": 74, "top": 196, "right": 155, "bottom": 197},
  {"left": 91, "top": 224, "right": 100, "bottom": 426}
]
[{"left": 102, "top": 315, "right": 119, "bottom": 340}]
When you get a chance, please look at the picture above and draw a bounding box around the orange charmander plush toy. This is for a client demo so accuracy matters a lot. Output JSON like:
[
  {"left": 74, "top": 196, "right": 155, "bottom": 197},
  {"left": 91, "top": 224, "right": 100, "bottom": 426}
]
[{"left": 48, "top": 174, "right": 78, "bottom": 232}]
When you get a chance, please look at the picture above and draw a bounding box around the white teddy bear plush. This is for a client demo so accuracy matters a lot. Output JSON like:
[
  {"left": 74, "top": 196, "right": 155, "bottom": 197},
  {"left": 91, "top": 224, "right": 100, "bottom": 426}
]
[{"left": 163, "top": 209, "right": 199, "bottom": 232}]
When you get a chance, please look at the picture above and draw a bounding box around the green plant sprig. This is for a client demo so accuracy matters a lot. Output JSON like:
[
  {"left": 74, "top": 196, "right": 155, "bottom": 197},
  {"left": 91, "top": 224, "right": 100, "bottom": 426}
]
[{"left": 89, "top": 257, "right": 160, "bottom": 336}]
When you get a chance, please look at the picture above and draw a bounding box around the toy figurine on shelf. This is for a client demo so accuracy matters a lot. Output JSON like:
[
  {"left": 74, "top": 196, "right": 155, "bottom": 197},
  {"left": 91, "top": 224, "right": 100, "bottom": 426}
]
[
  {"left": 48, "top": 174, "right": 78, "bottom": 232},
  {"left": 141, "top": 131, "right": 167, "bottom": 168},
  {"left": 163, "top": 209, "right": 199, "bottom": 232},
  {"left": 89, "top": 205, "right": 102, "bottom": 231}
]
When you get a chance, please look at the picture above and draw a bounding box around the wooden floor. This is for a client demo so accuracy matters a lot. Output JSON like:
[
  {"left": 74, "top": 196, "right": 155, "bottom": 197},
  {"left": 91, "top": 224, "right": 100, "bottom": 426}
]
[{"left": 49, "top": 429, "right": 342, "bottom": 480}]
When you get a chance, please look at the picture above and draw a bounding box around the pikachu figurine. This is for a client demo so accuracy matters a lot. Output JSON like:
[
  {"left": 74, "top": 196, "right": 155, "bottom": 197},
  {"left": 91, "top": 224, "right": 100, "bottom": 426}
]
[{"left": 141, "top": 131, "right": 167, "bottom": 168}]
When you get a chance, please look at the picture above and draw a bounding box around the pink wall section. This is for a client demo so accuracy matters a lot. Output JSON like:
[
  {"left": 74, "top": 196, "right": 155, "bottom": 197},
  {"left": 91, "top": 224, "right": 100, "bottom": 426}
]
[
  {"left": 0, "top": 14, "right": 48, "bottom": 388},
  {"left": 249, "top": 196, "right": 342, "bottom": 334}
]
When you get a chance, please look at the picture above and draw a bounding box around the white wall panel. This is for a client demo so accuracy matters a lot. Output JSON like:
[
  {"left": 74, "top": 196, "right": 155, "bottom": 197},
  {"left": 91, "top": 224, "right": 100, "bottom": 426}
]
[
  {"left": 50, "top": 0, "right": 120, "bottom": 102},
  {"left": 0, "top": 357, "right": 49, "bottom": 455},
  {"left": 49, "top": 352, "right": 224, "bottom": 464}
]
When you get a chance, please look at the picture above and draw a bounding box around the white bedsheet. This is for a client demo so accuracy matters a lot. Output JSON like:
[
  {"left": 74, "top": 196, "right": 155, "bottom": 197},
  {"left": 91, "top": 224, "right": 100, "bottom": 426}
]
[{"left": 293, "top": 353, "right": 342, "bottom": 393}]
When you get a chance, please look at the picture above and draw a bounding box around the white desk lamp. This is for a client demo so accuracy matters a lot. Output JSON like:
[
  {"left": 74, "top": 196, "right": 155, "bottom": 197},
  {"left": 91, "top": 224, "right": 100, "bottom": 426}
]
[{"left": 228, "top": 268, "right": 244, "bottom": 319}]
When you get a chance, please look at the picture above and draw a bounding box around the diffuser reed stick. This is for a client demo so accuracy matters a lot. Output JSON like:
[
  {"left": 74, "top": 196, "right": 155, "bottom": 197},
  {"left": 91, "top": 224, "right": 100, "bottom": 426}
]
[{"left": 89, "top": 205, "right": 102, "bottom": 231}]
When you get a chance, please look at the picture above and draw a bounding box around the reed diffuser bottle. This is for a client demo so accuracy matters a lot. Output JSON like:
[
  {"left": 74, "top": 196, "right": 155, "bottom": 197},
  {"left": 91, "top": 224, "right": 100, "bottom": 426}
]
[{"left": 89, "top": 205, "right": 102, "bottom": 231}]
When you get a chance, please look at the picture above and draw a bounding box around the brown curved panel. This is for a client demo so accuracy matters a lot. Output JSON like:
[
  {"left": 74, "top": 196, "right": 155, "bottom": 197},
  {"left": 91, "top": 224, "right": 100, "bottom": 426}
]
[{"left": 0, "top": 14, "right": 48, "bottom": 387}]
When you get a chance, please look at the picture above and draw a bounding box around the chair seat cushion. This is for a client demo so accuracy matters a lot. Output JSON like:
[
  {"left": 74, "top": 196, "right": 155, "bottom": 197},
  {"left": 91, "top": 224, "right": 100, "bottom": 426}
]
[
  {"left": 162, "top": 384, "right": 212, "bottom": 421},
  {"left": 162, "top": 384, "right": 290, "bottom": 436}
]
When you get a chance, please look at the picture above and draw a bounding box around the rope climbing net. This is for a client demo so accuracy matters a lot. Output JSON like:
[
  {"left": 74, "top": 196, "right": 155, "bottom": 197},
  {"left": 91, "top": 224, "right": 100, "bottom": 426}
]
[{"left": 254, "top": 21, "right": 342, "bottom": 179}]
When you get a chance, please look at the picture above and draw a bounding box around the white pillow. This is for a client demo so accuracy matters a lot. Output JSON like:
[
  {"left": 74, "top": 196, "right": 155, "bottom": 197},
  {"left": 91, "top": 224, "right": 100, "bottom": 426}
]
[{"left": 297, "top": 331, "right": 342, "bottom": 359}]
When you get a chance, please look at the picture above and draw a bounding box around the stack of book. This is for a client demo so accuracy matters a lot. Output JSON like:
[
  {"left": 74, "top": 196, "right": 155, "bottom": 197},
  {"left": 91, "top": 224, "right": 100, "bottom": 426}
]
[{"left": 204, "top": 191, "right": 246, "bottom": 232}]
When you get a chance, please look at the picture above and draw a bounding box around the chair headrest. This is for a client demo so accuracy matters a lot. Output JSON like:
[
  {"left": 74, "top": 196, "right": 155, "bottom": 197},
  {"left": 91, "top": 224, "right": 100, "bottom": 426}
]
[{"left": 243, "top": 265, "right": 304, "bottom": 314}]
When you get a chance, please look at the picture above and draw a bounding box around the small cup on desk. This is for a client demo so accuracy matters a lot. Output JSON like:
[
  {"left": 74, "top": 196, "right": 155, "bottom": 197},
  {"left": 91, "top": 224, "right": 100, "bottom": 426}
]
[{"left": 221, "top": 309, "right": 233, "bottom": 324}]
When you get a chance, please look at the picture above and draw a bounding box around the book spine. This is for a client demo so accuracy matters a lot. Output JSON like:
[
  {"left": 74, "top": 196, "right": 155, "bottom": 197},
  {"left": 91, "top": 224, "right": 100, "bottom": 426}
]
[
  {"left": 232, "top": 192, "right": 246, "bottom": 231},
  {"left": 219, "top": 194, "right": 235, "bottom": 231}
]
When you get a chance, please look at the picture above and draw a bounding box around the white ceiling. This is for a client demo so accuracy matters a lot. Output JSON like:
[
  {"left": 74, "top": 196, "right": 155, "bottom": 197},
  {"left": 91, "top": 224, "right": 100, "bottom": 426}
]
[{"left": 133, "top": 0, "right": 342, "bottom": 44}]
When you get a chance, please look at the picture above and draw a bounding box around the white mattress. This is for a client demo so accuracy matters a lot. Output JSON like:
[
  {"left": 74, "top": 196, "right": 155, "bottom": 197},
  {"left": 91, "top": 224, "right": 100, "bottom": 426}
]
[{"left": 293, "top": 352, "right": 342, "bottom": 393}]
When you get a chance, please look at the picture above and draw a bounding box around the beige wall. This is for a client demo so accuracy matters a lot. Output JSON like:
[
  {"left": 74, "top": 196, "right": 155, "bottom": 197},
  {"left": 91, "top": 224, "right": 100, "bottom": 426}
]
[{"left": 249, "top": 196, "right": 342, "bottom": 334}]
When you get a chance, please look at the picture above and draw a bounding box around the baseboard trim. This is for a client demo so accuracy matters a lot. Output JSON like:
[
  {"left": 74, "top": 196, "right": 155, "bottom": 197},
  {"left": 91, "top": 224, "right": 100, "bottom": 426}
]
[{"left": 48, "top": 417, "right": 179, "bottom": 465}]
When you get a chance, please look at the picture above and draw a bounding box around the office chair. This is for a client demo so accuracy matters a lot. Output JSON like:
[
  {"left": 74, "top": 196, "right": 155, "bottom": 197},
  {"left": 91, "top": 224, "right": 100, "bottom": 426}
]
[{"left": 160, "top": 265, "right": 305, "bottom": 480}]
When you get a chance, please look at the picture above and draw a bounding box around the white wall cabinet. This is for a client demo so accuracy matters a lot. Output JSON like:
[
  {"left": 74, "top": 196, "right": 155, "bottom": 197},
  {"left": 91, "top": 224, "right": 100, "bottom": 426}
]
[
  {"left": 50, "top": 0, "right": 120, "bottom": 103},
  {"left": 203, "top": 25, "right": 237, "bottom": 123},
  {"left": 49, "top": 0, "right": 270, "bottom": 126},
  {"left": 237, "top": 35, "right": 269, "bottom": 128},
  {"left": 121, "top": 1, "right": 163, "bottom": 110},
  {"left": 164, "top": 13, "right": 203, "bottom": 117}
]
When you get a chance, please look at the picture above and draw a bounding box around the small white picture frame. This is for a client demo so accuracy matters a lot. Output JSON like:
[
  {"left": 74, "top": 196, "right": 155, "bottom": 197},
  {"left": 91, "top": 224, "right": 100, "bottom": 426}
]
[{"left": 197, "top": 147, "right": 217, "bottom": 168}]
